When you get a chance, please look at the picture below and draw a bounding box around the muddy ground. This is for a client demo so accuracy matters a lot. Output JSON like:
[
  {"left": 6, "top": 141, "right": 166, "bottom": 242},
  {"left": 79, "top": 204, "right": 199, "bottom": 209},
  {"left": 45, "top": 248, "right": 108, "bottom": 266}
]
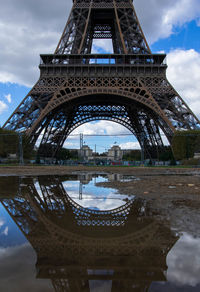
[
  {"left": 0, "top": 164, "right": 200, "bottom": 176},
  {"left": 0, "top": 165, "right": 200, "bottom": 236}
]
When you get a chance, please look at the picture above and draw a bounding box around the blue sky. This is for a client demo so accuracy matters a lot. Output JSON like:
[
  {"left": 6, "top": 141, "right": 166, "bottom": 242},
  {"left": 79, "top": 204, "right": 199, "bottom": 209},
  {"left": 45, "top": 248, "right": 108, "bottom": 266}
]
[
  {"left": 0, "top": 0, "right": 200, "bottom": 152},
  {"left": 151, "top": 20, "right": 200, "bottom": 53}
]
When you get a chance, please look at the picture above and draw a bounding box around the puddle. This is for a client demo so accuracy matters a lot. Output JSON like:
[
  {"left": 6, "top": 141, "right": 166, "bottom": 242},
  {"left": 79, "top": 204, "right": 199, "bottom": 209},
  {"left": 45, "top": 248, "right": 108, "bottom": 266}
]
[
  {"left": 62, "top": 175, "right": 135, "bottom": 210},
  {"left": 0, "top": 174, "right": 199, "bottom": 291}
]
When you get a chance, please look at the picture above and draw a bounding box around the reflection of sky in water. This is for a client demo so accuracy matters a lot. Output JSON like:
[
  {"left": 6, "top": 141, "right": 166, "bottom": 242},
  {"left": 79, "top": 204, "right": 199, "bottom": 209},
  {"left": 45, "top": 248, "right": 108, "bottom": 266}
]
[
  {"left": 88, "top": 270, "right": 113, "bottom": 292},
  {"left": 167, "top": 233, "right": 200, "bottom": 287},
  {"left": 149, "top": 233, "right": 200, "bottom": 291},
  {"left": 63, "top": 176, "right": 135, "bottom": 210},
  {"left": 0, "top": 203, "right": 27, "bottom": 248},
  {"left": 0, "top": 203, "right": 54, "bottom": 291},
  {"left": 0, "top": 175, "right": 200, "bottom": 291}
]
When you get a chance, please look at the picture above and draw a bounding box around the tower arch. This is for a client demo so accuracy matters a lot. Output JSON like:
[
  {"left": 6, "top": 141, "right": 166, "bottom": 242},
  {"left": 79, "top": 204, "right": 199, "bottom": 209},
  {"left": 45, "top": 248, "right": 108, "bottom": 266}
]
[
  {"left": 3, "top": 0, "right": 200, "bottom": 158},
  {"left": 31, "top": 92, "right": 174, "bottom": 158}
]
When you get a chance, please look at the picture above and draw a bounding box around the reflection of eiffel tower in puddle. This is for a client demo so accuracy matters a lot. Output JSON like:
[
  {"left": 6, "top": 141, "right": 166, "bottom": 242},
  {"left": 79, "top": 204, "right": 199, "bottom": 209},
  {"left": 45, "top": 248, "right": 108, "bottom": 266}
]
[{"left": 1, "top": 176, "right": 178, "bottom": 291}]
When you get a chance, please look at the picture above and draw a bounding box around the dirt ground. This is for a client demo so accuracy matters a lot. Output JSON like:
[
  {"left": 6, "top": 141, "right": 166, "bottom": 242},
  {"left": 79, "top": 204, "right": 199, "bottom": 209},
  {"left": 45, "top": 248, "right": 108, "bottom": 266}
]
[
  {"left": 0, "top": 164, "right": 200, "bottom": 176},
  {"left": 0, "top": 165, "right": 200, "bottom": 236}
]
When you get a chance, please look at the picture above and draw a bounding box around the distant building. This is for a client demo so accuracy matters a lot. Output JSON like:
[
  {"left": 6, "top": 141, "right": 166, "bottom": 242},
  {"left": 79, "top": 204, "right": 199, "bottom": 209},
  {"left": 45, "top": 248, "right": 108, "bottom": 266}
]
[
  {"left": 194, "top": 152, "right": 200, "bottom": 159},
  {"left": 76, "top": 145, "right": 137, "bottom": 162},
  {"left": 8, "top": 154, "right": 17, "bottom": 159},
  {"left": 107, "top": 145, "right": 123, "bottom": 160},
  {"left": 79, "top": 145, "right": 93, "bottom": 161}
]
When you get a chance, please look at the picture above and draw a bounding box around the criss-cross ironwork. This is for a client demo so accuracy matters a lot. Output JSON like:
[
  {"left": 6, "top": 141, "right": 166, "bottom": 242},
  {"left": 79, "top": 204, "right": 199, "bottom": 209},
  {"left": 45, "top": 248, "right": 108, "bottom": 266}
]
[
  {"left": 3, "top": 0, "right": 200, "bottom": 158},
  {"left": 0, "top": 175, "right": 178, "bottom": 291}
]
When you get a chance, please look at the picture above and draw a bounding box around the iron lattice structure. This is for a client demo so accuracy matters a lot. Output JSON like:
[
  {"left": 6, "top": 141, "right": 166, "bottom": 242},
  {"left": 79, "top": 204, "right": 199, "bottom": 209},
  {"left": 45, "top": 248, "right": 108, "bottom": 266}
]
[
  {"left": 3, "top": 0, "right": 200, "bottom": 158},
  {"left": 0, "top": 175, "right": 178, "bottom": 291}
]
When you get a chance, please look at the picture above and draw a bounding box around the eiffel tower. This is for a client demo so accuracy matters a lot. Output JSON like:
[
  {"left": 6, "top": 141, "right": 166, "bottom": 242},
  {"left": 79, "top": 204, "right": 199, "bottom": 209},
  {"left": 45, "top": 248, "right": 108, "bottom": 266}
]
[
  {"left": 0, "top": 175, "right": 178, "bottom": 291},
  {"left": 3, "top": 0, "right": 200, "bottom": 158}
]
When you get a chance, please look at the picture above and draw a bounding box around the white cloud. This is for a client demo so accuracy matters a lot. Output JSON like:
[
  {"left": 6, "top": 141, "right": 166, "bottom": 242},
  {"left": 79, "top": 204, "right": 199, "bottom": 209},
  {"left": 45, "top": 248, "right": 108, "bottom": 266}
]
[
  {"left": 0, "top": 100, "right": 8, "bottom": 114},
  {"left": 0, "top": 0, "right": 71, "bottom": 86},
  {"left": 0, "top": 219, "right": 4, "bottom": 228},
  {"left": 63, "top": 122, "right": 135, "bottom": 151},
  {"left": 1, "top": 226, "right": 8, "bottom": 236},
  {"left": 92, "top": 39, "right": 113, "bottom": 54},
  {"left": 0, "top": 0, "right": 199, "bottom": 86},
  {"left": 135, "top": 0, "right": 200, "bottom": 44},
  {"left": 119, "top": 142, "right": 141, "bottom": 150},
  {"left": 62, "top": 141, "right": 79, "bottom": 149},
  {"left": 71, "top": 121, "right": 131, "bottom": 136},
  {"left": 167, "top": 49, "right": 200, "bottom": 118},
  {"left": 196, "top": 19, "right": 200, "bottom": 26},
  {"left": 163, "top": 0, "right": 200, "bottom": 26},
  {"left": 4, "top": 94, "right": 11, "bottom": 103}
]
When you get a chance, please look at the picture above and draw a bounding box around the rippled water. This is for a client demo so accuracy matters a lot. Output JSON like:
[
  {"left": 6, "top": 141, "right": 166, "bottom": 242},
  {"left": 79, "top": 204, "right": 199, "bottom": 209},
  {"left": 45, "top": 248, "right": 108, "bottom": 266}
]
[{"left": 0, "top": 174, "right": 199, "bottom": 292}]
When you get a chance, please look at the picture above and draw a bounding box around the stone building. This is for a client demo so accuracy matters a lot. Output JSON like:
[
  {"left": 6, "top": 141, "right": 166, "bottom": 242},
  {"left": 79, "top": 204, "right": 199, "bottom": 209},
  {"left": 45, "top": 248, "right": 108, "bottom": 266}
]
[
  {"left": 107, "top": 145, "right": 123, "bottom": 161},
  {"left": 79, "top": 145, "right": 93, "bottom": 161},
  {"left": 78, "top": 144, "right": 135, "bottom": 162},
  {"left": 194, "top": 152, "right": 200, "bottom": 159}
]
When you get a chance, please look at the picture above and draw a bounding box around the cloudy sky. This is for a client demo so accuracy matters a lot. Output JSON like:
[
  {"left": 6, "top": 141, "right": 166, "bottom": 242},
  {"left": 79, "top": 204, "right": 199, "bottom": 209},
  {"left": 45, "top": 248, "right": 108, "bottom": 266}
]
[{"left": 0, "top": 0, "right": 200, "bottom": 151}]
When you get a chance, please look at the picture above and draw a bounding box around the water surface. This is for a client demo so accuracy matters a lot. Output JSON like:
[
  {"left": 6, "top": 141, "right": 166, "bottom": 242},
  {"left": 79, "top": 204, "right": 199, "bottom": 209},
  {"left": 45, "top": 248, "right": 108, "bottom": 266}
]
[{"left": 0, "top": 174, "right": 199, "bottom": 292}]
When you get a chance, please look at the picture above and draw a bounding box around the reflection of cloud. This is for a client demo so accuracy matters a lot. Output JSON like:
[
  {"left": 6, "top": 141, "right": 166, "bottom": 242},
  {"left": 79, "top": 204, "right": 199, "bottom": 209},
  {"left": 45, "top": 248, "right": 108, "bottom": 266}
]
[
  {"left": 75, "top": 194, "right": 132, "bottom": 211},
  {"left": 2, "top": 226, "right": 8, "bottom": 236},
  {"left": 167, "top": 233, "right": 200, "bottom": 287},
  {"left": 63, "top": 178, "right": 135, "bottom": 211},
  {"left": 0, "top": 219, "right": 4, "bottom": 228},
  {"left": 89, "top": 280, "right": 112, "bottom": 292},
  {"left": 0, "top": 243, "right": 54, "bottom": 292}
]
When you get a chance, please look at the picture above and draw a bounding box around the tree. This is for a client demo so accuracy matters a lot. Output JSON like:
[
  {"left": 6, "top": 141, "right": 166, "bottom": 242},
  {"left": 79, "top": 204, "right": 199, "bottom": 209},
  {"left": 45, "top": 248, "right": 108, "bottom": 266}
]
[
  {"left": 122, "top": 150, "right": 141, "bottom": 161},
  {"left": 56, "top": 148, "right": 78, "bottom": 160},
  {"left": 0, "top": 128, "right": 33, "bottom": 159},
  {"left": 172, "top": 130, "right": 200, "bottom": 160},
  {"left": 158, "top": 146, "right": 174, "bottom": 161},
  {"left": 194, "top": 135, "right": 200, "bottom": 153}
]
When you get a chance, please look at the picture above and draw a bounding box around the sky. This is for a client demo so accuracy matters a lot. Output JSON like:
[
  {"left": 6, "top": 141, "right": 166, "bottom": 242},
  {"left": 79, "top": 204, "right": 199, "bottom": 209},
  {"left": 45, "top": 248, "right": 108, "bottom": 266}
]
[{"left": 0, "top": 0, "right": 200, "bottom": 152}]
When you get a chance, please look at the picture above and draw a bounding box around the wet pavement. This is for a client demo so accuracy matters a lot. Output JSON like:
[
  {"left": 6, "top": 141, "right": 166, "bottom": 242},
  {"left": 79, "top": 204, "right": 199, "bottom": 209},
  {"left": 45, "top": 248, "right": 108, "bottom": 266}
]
[{"left": 0, "top": 173, "right": 199, "bottom": 291}]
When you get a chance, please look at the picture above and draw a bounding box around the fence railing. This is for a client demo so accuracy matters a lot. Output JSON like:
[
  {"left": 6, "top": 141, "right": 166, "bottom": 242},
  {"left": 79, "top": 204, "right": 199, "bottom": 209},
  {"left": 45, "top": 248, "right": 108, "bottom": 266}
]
[
  {"left": 0, "top": 132, "right": 199, "bottom": 166},
  {"left": 40, "top": 53, "right": 167, "bottom": 66}
]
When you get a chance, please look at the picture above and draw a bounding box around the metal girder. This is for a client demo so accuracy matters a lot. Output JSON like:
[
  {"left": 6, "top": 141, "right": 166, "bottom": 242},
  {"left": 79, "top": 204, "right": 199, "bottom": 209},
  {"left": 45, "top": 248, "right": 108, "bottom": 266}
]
[
  {"left": 3, "top": 0, "right": 200, "bottom": 159},
  {"left": 55, "top": 0, "right": 150, "bottom": 55},
  {"left": 36, "top": 99, "right": 167, "bottom": 158},
  {"left": 0, "top": 176, "right": 178, "bottom": 291},
  {"left": 0, "top": 176, "right": 154, "bottom": 237}
]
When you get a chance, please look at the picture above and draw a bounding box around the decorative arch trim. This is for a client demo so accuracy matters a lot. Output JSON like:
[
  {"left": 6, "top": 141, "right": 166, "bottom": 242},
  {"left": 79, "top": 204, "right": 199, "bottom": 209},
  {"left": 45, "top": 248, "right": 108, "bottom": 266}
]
[{"left": 28, "top": 87, "right": 174, "bottom": 135}]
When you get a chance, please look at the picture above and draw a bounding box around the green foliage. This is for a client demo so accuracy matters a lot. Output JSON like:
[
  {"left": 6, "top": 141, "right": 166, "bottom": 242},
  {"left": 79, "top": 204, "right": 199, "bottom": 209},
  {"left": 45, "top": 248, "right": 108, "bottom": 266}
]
[
  {"left": 56, "top": 148, "right": 79, "bottom": 160},
  {"left": 194, "top": 135, "right": 200, "bottom": 152},
  {"left": 182, "top": 158, "right": 199, "bottom": 166},
  {"left": 35, "top": 153, "right": 41, "bottom": 164},
  {"left": 122, "top": 150, "right": 141, "bottom": 161},
  {"left": 22, "top": 135, "right": 35, "bottom": 159},
  {"left": 0, "top": 128, "right": 33, "bottom": 159},
  {"left": 0, "top": 128, "right": 17, "bottom": 157},
  {"left": 158, "top": 146, "right": 174, "bottom": 161},
  {"left": 172, "top": 130, "right": 200, "bottom": 160}
]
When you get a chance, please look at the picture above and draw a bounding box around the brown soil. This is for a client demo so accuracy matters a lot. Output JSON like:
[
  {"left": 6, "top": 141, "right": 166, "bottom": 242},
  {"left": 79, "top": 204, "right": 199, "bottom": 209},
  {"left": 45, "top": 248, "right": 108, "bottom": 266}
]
[
  {"left": 97, "top": 174, "right": 200, "bottom": 197},
  {"left": 0, "top": 165, "right": 200, "bottom": 176}
]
